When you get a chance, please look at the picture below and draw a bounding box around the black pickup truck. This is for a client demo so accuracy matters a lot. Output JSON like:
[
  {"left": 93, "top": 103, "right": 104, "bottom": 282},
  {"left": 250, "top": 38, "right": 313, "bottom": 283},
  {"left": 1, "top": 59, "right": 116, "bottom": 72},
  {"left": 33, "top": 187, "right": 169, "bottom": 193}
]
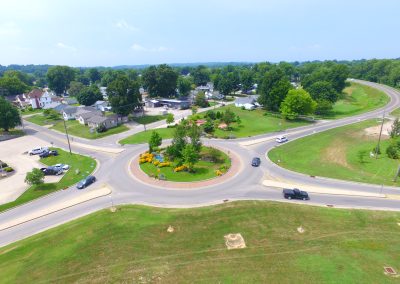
[{"left": 283, "top": 188, "right": 310, "bottom": 200}]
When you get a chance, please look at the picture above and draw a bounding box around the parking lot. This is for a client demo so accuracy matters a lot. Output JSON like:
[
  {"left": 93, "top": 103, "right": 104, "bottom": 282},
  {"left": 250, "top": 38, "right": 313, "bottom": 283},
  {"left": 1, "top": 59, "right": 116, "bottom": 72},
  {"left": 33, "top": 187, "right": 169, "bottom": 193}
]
[{"left": 0, "top": 136, "right": 62, "bottom": 204}]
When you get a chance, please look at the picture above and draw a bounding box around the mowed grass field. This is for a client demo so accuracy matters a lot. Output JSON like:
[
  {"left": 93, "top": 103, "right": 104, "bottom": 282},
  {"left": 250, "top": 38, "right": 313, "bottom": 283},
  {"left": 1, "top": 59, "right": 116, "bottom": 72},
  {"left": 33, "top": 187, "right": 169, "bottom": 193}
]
[
  {"left": 120, "top": 127, "right": 175, "bottom": 145},
  {"left": 1, "top": 201, "right": 400, "bottom": 283},
  {"left": 268, "top": 120, "right": 400, "bottom": 186},
  {"left": 323, "top": 82, "right": 389, "bottom": 119},
  {"left": 0, "top": 148, "right": 96, "bottom": 212},
  {"left": 26, "top": 115, "right": 129, "bottom": 139}
]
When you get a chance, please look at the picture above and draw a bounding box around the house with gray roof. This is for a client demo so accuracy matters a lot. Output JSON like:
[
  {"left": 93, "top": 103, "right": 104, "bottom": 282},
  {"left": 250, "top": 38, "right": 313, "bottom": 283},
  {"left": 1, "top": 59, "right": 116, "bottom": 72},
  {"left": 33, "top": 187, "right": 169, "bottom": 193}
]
[
  {"left": 62, "top": 106, "right": 78, "bottom": 120},
  {"left": 87, "top": 114, "right": 118, "bottom": 130},
  {"left": 77, "top": 110, "right": 102, "bottom": 125},
  {"left": 234, "top": 95, "right": 260, "bottom": 110},
  {"left": 92, "top": 100, "right": 111, "bottom": 112}
]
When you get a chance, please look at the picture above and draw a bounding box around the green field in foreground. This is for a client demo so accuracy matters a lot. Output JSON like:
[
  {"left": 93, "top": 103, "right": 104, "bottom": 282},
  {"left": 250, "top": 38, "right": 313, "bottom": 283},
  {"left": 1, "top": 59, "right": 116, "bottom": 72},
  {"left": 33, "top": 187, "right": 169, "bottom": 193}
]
[
  {"left": 1, "top": 201, "right": 400, "bottom": 283},
  {"left": 321, "top": 82, "right": 389, "bottom": 119},
  {"left": 0, "top": 148, "right": 96, "bottom": 212},
  {"left": 26, "top": 115, "right": 129, "bottom": 139},
  {"left": 269, "top": 120, "right": 400, "bottom": 186},
  {"left": 140, "top": 146, "right": 231, "bottom": 182}
]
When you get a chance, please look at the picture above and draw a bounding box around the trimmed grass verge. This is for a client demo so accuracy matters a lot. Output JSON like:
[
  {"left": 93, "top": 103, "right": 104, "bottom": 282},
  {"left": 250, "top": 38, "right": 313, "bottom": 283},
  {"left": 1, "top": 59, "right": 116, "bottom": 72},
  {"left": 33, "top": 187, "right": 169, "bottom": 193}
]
[
  {"left": 0, "top": 148, "right": 97, "bottom": 212},
  {"left": 133, "top": 115, "right": 166, "bottom": 124},
  {"left": 120, "top": 127, "right": 175, "bottom": 145},
  {"left": 269, "top": 119, "right": 400, "bottom": 186},
  {"left": 1, "top": 201, "right": 400, "bottom": 283}
]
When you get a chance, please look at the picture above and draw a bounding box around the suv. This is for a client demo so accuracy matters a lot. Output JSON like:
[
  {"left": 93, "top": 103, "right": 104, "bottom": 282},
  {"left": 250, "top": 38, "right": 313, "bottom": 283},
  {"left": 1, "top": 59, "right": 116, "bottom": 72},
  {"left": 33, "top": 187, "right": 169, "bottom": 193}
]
[
  {"left": 77, "top": 175, "right": 96, "bottom": 189},
  {"left": 29, "top": 147, "right": 48, "bottom": 156},
  {"left": 283, "top": 188, "right": 310, "bottom": 200},
  {"left": 276, "top": 136, "right": 288, "bottom": 143},
  {"left": 39, "top": 150, "right": 58, "bottom": 158},
  {"left": 251, "top": 157, "right": 261, "bottom": 167},
  {"left": 40, "top": 166, "right": 63, "bottom": 176}
]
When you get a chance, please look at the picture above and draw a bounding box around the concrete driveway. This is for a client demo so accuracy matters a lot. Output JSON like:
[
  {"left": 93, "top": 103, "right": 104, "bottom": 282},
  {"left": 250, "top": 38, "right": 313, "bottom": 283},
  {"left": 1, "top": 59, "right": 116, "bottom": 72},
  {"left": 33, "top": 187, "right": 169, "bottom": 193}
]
[{"left": 0, "top": 136, "right": 52, "bottom": 204}]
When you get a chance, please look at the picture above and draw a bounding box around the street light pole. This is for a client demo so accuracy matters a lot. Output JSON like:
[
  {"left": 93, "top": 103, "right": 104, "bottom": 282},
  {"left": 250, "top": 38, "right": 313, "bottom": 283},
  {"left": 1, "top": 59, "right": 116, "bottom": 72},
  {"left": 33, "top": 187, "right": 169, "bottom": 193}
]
[{"left": 63, "top": 119, "right": 72, "bottom": 155}]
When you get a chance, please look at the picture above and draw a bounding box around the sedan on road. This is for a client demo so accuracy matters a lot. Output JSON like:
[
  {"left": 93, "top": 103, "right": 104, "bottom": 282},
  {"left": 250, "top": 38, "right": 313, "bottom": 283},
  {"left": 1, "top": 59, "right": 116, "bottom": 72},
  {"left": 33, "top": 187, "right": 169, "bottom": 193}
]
[
  {"left": 251, "top": 157, "right": 261, "bottom": 167},
  {"left": 77, "top": 175, "right": 96, "bottom": 189},
  {"left": 276, "top": 135, "right": 288, "bottom": 143}
]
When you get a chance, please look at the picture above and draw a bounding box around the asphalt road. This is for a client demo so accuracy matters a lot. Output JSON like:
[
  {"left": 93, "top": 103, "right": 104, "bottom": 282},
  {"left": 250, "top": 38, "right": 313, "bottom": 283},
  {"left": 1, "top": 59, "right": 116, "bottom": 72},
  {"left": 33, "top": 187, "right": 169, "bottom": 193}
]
[{"left": 0, "top": 79, "right": 399, "bottom": 247}]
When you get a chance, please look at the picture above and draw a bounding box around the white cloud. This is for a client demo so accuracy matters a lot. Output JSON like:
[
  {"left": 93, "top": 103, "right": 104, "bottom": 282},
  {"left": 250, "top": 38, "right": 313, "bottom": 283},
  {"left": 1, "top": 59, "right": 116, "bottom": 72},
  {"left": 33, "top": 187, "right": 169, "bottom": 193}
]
[
  {"left": 56, "top": 42, "right": 77, "bottom": 53},
  {"left": 131, "top": 43, "right": 168, "bottom": 52},
  {"left": 0, "top": 22, "right": 21, "bottom": 37},
  {"left": 114, "top": 19, "right": 139, "bottom": 32}
]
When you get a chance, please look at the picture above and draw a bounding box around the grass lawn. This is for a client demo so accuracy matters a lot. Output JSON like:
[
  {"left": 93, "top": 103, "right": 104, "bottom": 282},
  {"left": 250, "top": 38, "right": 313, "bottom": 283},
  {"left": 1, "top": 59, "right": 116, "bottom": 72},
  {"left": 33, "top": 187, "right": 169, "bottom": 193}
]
[
  {"left": 133, "top": 115, "right": 166, "bottom": 124},
  {"left": 20, "top": 108, "right": 43, "bottom": 116},
  {"left": 140, "top": 146, "right": 231, "bottom": 182},
  {"left": 0, "top": 148, "right": 97, "bottom": 212},
  {"left": 200, "top": 105, "right": 311, "bottom": 138},
  {"left": 0, "top": 129, "right": 25, "bottom": 136},
  {"left": 390, "top": 108, "right": 400, "bottom": 117},
  {"left": 268, "top": 119, "right": 400, "bottom": 186},
  {"left": 26, "top": 114, "right": 129, "bottom": 139},
  {"left": 119, "top": 127, "right": 175, "bottom": 145},
  {"left": 1, "top": 201, "right": 400, "bottom": 283},
  {"left": 320, "top": 82, "right": 389, "bottom": 119},
  {"left": 51, "top": 120, "right": 129, "bottom": 139}
]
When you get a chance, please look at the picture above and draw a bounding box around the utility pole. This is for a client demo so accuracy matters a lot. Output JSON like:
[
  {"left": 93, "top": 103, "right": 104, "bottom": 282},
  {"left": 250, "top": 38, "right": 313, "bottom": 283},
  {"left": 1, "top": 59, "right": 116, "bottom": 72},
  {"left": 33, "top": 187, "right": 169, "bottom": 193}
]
[
  {"left": 375, "top": 111, "right": 385, "bottom": 159},
  {"left": 394, "top": 165, "right": 400, "bottom": 182},
  {"left": 63, "top": 119, "right": 72, "bottom": 154}
]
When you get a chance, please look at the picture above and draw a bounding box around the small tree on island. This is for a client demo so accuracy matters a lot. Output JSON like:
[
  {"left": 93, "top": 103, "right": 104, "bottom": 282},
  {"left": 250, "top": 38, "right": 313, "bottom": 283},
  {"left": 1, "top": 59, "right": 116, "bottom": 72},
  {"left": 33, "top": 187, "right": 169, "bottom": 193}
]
[
  {"left": 357, "top": 150, "right": 368, "bottom": 164},
  {"left": 182, "top": 144, "right": 199, "bottom": 172},
  {"left": 222, "top": 108, "right": 236, "bottom": 129},
  {"left": 166, "top": 113, "right": 175, "bottom": 126},
  {"left": 148, "top": 131, "right": 162, "bottom": 152},
  {"left": 25, "top": 168, "right": 45, "bottom": 186}
]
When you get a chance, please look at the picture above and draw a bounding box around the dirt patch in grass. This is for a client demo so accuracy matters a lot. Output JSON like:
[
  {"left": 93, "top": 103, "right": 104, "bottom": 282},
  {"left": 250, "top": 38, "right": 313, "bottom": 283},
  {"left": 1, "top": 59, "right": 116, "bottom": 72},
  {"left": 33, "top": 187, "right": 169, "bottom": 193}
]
[
  {"left": 321, "top": 139, "right": 353, "bottom": 169},
  {"left": 364, "top": 121, "right": 392, "bottom": 137}
]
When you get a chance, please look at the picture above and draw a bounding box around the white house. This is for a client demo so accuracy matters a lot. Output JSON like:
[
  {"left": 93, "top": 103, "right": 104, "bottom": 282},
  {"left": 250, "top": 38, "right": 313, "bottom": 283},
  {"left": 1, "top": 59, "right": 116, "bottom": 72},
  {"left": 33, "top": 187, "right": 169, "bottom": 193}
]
[
  {"left": 92, "top": 100, "right": 111, "bottom": 112},
  {"left": 234, "top": 95, "right": 260, "bottom": 110},
  {"left": 15, "top": 89, "right": 58, "bottom": 109}
]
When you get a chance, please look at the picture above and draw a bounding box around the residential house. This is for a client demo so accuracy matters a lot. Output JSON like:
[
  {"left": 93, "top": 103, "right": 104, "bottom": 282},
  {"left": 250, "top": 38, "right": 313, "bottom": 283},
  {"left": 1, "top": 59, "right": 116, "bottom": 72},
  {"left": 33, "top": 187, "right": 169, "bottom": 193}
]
[
  {"left": 234, "top": 95, "right": 260, "bottom": 110},
  {"left": 53, "top": 103, "right": 69, "bottom": 113},
  {"left": 100, "top": 87, "right": 108, "bottom": 99},
  {"left": 159, "top": 98, "right": 191, "bottom": 109},
  {"left": 77, "top": 110, "right": 102, "bottom": 125},
  {"left": 15, "top": 89, "right": 58, "bottom": 109},
  {"left": 145, "top": 99, "right": 161, "bottom": 108},
  {"left": 87, "top": 114, "right": 119, "bottom": 130},
  {"left": 63, "top": 97, "right": 78, "bottom": 105},
  {"left": 92, "top": 100, "right": 111, "bottom": 112},
  {"left": 62, "top": 106, "right": 78, "bottom": 120},
  {"left": 205, "top": 90, "right": 224, "bottom": 100}
]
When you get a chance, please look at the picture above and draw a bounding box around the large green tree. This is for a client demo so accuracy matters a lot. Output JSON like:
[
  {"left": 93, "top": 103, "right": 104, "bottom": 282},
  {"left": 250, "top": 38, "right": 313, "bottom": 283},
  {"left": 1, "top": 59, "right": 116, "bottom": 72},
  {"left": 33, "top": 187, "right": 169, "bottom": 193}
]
[
  {"left": 306, "top": 81, "right": 338, "bottom": 103},
  {"left": 76, "top": 85, "right": 103, "bottom": 106},
  {"left": 25, "top": 168, "right": 45, "bottom": 185},
  {"left": 107, "top": 75, "right": 142, "bottom": 115},
  {"left": 182, "top": 144, "right": 200, "bottom": 172},
  {"left": 142, "top": 64, "right": 178, "bottom": 98},
  {"left": 177, "top": 76, "right": 193, "bottom": 96},
  {"left": 46, "top": 66, "right": 76, "bottom": 94},
  {"left": 85, "top": 68, "right": 101, "bottom": 84},
  {"left": 67, "top": 81, "right": 85, "bottom": 97},
  {"left": 191, "top": 65, "right": 210, "bottom": 86},
  {"left": 149, "top": 131, "right": 162, "bottom": 152},
  {"left": 280, "top": 89, "right": 317, "bottom": 120},
  {"left": 0, "top": 77, "right": 29, "bottom": 96},
  {"left": 258, "top": 68, "right": 292, "bottom": 111},
  {"left": 0, "top": 97, "right": 21, "bottom": 131}
]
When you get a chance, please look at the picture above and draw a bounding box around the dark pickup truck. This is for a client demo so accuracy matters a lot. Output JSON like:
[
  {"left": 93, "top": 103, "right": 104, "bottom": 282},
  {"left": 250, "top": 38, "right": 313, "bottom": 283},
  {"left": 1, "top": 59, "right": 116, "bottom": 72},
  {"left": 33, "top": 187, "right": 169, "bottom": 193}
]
[{"left": 283, "top": 188, "right": 310, "bottom": 200}]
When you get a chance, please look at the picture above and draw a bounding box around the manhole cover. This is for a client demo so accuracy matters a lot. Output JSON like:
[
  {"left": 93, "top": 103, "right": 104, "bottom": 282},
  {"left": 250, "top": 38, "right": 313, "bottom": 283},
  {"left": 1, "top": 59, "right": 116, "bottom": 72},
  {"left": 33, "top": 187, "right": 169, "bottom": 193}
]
[{"left": 384, "top": 266, "right": 397, "bottom": 275}]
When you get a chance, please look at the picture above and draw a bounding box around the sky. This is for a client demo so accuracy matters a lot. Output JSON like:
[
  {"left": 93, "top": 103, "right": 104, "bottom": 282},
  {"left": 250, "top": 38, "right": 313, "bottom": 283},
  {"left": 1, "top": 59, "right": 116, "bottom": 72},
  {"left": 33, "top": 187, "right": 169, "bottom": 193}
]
[{"left": 0, "top": 0, "right": 399, "bottom": 67}]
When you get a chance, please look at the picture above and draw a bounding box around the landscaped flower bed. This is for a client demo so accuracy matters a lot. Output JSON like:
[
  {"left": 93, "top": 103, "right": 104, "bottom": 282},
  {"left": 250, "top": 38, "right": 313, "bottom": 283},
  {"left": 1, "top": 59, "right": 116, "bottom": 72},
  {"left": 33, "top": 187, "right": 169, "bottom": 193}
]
[{"left": 139, "top": 146, "right": 231, "bottom": 182}]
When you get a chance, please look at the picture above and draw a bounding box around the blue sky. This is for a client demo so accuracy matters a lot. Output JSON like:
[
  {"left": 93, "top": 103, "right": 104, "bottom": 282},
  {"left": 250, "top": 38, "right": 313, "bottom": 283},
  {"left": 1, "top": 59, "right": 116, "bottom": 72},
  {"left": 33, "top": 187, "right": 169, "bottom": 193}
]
[{"left": 0, "top": 0, "right": 399, "bottom": 66}]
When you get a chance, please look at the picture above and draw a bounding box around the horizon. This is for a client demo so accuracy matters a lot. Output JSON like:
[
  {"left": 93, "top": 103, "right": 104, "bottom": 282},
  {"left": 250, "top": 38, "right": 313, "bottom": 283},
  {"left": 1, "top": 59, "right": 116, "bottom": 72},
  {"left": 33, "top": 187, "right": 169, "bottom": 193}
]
[{"left": 1, "top": 0, "right": 399, "bottom": 67}]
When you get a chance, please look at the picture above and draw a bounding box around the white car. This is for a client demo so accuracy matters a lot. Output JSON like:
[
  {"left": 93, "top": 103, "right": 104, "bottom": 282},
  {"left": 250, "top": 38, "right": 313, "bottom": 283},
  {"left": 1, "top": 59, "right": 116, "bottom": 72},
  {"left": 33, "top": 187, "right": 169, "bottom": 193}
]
[
  {"left": 53, "top": 164, "right": 70, "bottom": 171},
  {"left": 28, "top": 147, "right": 48, "bottom": 156},
  {"left": 276, "top": 135, "right": 288, "bottom": 143}
]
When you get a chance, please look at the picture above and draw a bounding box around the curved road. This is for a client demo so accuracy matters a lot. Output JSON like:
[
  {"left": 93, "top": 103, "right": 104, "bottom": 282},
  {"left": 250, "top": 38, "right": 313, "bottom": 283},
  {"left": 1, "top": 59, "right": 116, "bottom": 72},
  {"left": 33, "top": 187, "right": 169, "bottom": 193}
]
[{"left": 0, "top": 79, "right": 399, "bottom": 247}]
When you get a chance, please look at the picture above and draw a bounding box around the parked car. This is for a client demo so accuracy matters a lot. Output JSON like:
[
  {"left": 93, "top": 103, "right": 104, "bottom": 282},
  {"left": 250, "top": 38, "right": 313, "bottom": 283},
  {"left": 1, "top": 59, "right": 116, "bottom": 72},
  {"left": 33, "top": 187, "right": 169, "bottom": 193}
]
[
  {"left": 53, "top": 163, "right": 70, "bottom": 171},
  {"left": 28, "top": 147, "right": 48, "bottom": 156},
  {"left": 283, "top": 188, "right": 310, "bottom": 200},
  {"left": 77, "top": 175, "right": 96, "bottom": 189},
  {"left": 251, "top": 157, "right": 261, "bottom": 167},
  {"left": 276, "top": 135, "right": 288, "bottom": 143},
  {"left": 39, "top": 150, "right": 58, "bottom": 158},
  {"left": 40, "top": 166, "right": 63, "bottom": 176}
]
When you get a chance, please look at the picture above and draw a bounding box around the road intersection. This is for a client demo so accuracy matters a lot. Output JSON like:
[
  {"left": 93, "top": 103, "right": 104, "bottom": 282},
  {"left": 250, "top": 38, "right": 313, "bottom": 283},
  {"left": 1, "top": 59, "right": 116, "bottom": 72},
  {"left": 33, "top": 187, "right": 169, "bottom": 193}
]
[{"left": 0, "top": 79, "right": 399, "bottom": 247}]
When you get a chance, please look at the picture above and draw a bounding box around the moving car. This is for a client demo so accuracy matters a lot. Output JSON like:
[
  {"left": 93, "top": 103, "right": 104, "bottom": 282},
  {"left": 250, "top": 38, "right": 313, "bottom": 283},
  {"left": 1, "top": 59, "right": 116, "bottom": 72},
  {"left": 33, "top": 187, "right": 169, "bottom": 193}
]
[
  {"left": 251, "top": 157, "right": 261, "bottom": 167},
  {"left": 283, "top": 188, "right": 310, "bottom": 200},
  {"left": 53, "top": 163, "right": 70, "bottom": 171},
  {"left": 40, "top": 166, "right": 63, "bottom": 176},
  {"left": 39, "top": 150, "right": 58, "bottom": 158},
  {"left": 276, "top": 135, "right": 288, "bottom": 143},
  {"left": 77, "top": 175, "right": 96, "bottom": 189},
  {"left": 28, "top": 147, "right": 48, "bottom": 156}
]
